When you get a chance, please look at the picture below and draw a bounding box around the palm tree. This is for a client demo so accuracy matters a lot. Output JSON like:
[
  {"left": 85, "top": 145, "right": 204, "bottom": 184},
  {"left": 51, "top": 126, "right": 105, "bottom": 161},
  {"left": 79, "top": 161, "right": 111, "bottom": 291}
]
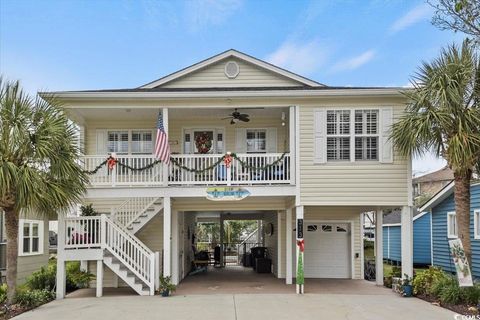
[
  {"left": 0, "top": 79, "right": 88, "bottom": 304},
  {"left": 391, "top": 40, "right": 480, "bottom": 264}
]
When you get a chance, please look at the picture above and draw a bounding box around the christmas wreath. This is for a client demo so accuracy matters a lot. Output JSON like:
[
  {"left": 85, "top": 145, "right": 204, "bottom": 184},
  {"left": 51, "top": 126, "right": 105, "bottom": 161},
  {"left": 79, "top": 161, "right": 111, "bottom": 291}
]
[{"left": 195, "top": 132, "right": 212, "bottom": 154}]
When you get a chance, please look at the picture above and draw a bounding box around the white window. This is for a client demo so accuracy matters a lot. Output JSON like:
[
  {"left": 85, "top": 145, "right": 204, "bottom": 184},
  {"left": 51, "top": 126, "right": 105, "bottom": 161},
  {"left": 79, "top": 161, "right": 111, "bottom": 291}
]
[
  {"left": 19, "top": 220, "right": 43, "bottom": 256},
  {"left": 326, "top": 110, "right": 350, "bottom": 161},
  {"left": 246, "top": 130, "right": 266, "bottom": 153},
  {"left": 474, "top": 209, "right": 480, "bottom": 240},
  {"left": 107, "top": 131, "right": 129, "bottom": 154},
  {"left": 447, "top": 212, "right": 458, "bottom": 238},
  {"left": 314, "top": 107, "right": 391, "bottom": 164},
  {"left": 131, "top": 131, "right": 153, "bottom": 154},
  {"left": 354, "top": 110, "right": 379, "bottom": 161}
]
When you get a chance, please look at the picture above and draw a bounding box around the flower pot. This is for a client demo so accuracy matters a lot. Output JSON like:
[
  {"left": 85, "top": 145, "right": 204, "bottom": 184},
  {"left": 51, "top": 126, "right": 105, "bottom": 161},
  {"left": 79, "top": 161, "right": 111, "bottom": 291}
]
[
  {"left": 402, "top": 285, "right": 413, "bottom": 297},
  {"left": 161, "top": 289, "right": 170, "bottom": 297}
]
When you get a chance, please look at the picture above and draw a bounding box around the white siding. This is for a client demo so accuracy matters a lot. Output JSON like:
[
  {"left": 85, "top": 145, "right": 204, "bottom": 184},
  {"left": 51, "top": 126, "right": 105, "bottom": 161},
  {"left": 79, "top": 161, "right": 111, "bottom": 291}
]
[
  {"left": 161, "top": 58, "right": 304, "bottom": 88},
  {"left": 299, "top": 103, "right": 409, "bottom": 206}
]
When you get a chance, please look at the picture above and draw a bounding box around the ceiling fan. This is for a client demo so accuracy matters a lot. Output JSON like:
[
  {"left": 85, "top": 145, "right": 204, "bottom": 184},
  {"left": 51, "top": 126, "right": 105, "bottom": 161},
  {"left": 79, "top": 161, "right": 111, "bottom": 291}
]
[{"left": 222, "top": 108, "right": 250, "bottom": 124}]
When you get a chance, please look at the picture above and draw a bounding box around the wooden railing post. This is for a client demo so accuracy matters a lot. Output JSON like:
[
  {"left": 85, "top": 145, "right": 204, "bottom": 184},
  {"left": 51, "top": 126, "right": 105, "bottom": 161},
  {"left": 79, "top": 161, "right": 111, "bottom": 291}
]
[
  {"left": 150, "top": 252, "right": 156, "bottom": 295},
  {"left": 155, "top": 251, "right": 160, "bottom": 291},
  {"left": 100, "top": 214, "right": 107, "bottom": 249},
  {"left": 111, "top": 165, "right": 117, "bottom": 187}
]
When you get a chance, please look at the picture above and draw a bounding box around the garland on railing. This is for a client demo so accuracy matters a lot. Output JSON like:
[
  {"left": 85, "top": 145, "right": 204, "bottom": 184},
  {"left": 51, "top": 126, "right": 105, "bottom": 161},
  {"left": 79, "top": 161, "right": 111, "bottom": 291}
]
[{"left": 83, "top": 152, "right": 288, "bottom": 175}]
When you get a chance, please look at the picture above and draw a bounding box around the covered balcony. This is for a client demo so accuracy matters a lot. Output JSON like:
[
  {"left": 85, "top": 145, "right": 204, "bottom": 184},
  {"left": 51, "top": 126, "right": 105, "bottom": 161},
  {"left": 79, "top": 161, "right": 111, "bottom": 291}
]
[{"left": 75, "top": 106, "right": 295, "bottom": 187}]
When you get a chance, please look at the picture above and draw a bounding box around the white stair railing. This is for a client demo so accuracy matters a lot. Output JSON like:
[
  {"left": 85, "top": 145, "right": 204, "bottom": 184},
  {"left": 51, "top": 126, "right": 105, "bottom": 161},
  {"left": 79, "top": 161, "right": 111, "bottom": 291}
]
[
  {"left": 102, "top": 215, "right": 155, "bottom": 295},
  {"left": 113, "top": 197, "right": 159, "bottom": 228},
  {"left": 61, "top": 215, "right": 155, "bottom": 295}
]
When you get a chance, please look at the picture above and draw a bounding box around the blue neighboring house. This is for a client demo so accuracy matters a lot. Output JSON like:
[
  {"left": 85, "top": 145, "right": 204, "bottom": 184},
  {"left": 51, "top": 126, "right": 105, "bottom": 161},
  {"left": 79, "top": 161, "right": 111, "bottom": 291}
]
[
  {"left": 420, "top": 181, "right": 480, "bottom": 279},
  {"left": 382, "top": 209, "right": 432, "bottom": 265}
]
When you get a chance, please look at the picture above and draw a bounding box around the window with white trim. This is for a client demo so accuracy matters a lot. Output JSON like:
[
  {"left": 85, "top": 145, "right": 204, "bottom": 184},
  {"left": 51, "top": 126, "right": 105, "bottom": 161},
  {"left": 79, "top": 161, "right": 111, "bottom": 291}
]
[
  {"left": 354, "top": 110, "right": 379, "bottom": 160},
  {"left": 447, "top": 212, "right": 457, "bottom": 238},
  {"left": 131, "top": 131, "right": 153, "bottom": 154},
  {"left": 19, "top": 220, "right": 43, "bottom": 256},
  {"left": 246, "top": 130, "right": 266, "bottom": 153},
  {"left": 107, "top": 131, "right": 129, "bottom": 154},
  {"left": 326, "top": 110, "right": 350, "bottom": 161},
  {"left": 474, "top": 210, "right": 480, "bottom": 240}
]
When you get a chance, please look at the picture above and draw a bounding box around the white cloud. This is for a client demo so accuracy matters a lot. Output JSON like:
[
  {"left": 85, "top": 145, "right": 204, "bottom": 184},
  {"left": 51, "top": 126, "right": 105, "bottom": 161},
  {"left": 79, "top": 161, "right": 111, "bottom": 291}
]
[
  {"left": 184, "top": 0, "right": 243, "bottom": 32},
  {"left": 265, "top": 40, "right": 329, "bottom": 75},
  {"left": 331, "top": 49, "right": 376, "bottom": 72},
  {"left": 390, "top": 3, "right": 432, "bottom": 33}
]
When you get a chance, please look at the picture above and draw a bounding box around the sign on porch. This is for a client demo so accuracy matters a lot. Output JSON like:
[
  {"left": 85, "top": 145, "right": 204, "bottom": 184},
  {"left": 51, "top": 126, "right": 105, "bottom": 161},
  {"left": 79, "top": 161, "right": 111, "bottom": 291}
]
[
  {"left": 206, "top": 187, "right": 250, "bottom": 201},
  {"left": 448, "top": 239, "right": 473, "bottom": 287}
]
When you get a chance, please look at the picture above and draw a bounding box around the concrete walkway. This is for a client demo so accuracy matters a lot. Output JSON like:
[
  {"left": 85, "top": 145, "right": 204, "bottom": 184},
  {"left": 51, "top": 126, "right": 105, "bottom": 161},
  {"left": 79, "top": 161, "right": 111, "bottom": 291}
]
[{"left": 14, "top": 292, "right": 456, "bottom": 320}]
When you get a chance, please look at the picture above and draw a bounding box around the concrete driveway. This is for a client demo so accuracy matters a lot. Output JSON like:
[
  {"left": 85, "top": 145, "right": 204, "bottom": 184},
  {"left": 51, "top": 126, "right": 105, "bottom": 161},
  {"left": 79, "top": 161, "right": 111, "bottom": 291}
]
[{"left": 14, "top": 292, "right": 456, "bottom": 320}]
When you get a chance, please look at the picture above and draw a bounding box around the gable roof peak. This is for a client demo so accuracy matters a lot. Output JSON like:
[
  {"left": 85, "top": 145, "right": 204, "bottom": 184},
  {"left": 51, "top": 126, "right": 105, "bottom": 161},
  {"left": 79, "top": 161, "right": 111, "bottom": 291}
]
[{"left": 140, "top": 49, "right": 325, "bottom": 89}]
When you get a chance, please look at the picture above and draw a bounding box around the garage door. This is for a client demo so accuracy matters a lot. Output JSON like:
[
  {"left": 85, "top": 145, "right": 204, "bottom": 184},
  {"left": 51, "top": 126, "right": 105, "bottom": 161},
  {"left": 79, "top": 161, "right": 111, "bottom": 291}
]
[{"left": 304, "top": 223, "right": 350, "bottom": 278}]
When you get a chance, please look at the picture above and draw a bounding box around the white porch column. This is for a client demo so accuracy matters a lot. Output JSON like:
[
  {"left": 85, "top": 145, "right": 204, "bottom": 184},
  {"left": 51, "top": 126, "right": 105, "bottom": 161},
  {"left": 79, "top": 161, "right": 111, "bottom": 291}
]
[
  {"left": 56, "top": 259, "right": 66, "bottom": 299},
  {"left": 80, "top": 260, "right": 88, "bottom": 272},
  {"left": 163, "top": 196, "right": 171, "bottom": 277},
  {"left": 286, "top": 207, "right": 293, "bottom": 284},
  {"left": 56, "top": 213, "right": 66, "bottom": 299},
  {"left": 375, "top": 210, "right": 384, "bottom": 286},
  {"left": 401, "top": 206, "right": 414, "bottom": 279},
  {"left": 162, "top": 108, "right": 169, "bottom": 186},
  {"left": 277, "top": 210, "right": 284, "bottom": 278},
  {"left": 219, "top": 214, "right": 225, "bottom": 267},
  {"left": 96, "top": 260, "right": 103, "bottom": 297},
  {"left": 289, "top": 106, "right": 296, "bottom": 185},
  {"left": 295, "top": 205, "right": 304, "bottom": 294},
  {"left": 172, "top": 209, "right": 179, "bottom": 285}
]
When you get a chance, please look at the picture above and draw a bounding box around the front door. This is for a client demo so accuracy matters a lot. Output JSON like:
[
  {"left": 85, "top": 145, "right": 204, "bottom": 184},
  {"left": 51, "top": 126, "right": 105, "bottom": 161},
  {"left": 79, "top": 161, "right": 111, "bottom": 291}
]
[{"left": 183, "top": 128, "right": 224, "bottom": 154}]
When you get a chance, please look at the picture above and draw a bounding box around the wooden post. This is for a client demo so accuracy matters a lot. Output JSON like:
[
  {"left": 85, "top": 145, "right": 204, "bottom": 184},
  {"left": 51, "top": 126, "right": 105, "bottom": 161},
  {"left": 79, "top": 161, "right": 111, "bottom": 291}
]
[
  {"left": 277, "top": 210, "right": 284, "bottom": 277},
  {"left": 162, "top": 108, "right": 169, "bottom": 187},
  {"left": 155, "top": 251, "right": 160, "bottom": 290},
  {"left": 286, "top": 207, "right": 293, "bottom": 285},
  {"left": 172, "top": 209, "right": 179, "bottom": 285},
  {"left": 375, "top": 210, "right": 384, "bottom": 285},
  {"left": 289, "top": 106, "right": 295, "bottom": 185},
  {"left": 401, "top": 206, "right": 414, "bottom": 279},
  {"left": 296, "top": 205, "right": 304, "bottom": 294},
  {"left": 163, "top": 197, "right": 171, "bottom": 277},
  {"left": 56, "top": 214, "right": 66, "bottom": 299},
  {"left": 96, "top": 260, "right": 103, "bottom": 297}
]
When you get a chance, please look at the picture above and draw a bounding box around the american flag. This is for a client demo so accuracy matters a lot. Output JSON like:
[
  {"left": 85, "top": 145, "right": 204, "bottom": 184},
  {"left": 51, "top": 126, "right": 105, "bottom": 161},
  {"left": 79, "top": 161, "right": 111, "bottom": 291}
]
[{"left": 154, "top": 112, "right": 170, "bottom": 164}]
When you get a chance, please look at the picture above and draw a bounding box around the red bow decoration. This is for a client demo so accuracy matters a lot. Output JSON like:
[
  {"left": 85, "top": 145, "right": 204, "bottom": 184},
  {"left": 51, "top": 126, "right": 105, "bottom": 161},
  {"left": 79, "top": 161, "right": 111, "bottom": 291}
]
[
  {"left": 107, "top": 156, "right": 117, "bottom": 171},
  {"left": 297, "top": 239, "right": 305, "bottom": 252},
  {"left": 223, "top": 154, "right": 232, "bottom": 168}
]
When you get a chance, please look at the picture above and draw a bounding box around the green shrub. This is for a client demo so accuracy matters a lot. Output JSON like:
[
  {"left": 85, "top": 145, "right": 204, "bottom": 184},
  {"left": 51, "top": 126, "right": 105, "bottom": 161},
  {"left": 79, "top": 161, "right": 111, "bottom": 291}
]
[
  {"left": 0, "top": 284, "right": 6, "bottom": 305},
  {"left": 66, "top": 261, "right": 95, "bottom": 290},
  {"left": 461, "top": 284, "right": 480, "bottom": 305},
  {"left": 25, "top": 264, "right": 56, "bottom": 291},
  {"left": 391, "top": 266, "right": 402, "bottom": 278},
  {"left": 25, "top": 260, "right": 95, "bottom": 293},
  {"left": 14, "top": 288, "right": 54, "bottom": 308},
  {"left": 412, "top": 266, "right": 449, "bottom": 296},
  {"left": 438, "top": 278, "right": 462, "bottom": 305},
  {"left": 430, "top": 274, "right": 455, "bottom": 298}
]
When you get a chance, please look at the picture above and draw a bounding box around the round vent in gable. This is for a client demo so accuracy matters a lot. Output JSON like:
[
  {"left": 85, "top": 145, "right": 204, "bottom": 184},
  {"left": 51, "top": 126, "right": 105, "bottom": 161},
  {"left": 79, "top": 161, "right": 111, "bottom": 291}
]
[{"left": 224, "top": 61, "right": 240, "bottom": 79}]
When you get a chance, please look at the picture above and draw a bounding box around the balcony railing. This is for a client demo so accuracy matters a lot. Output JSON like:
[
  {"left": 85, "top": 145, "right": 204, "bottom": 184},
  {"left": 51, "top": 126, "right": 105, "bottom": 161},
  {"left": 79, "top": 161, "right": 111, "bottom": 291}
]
[{"left": 82, "top": 153, "right": 291, "bottom": 187}]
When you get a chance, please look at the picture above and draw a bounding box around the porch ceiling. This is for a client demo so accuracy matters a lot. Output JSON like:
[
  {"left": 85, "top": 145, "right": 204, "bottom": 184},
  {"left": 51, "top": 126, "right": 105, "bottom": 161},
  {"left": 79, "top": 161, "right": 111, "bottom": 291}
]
[{"left": 69, "top": 106, "right": 288, "bottom": 122}]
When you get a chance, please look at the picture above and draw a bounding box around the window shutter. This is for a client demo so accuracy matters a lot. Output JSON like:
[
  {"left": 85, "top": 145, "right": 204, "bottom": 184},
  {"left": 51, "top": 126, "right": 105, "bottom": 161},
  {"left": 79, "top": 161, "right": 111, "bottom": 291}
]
[
  {"left": 96, "top": 129, "right": 108, "bottom": 155},
  {"left": 380, "top": 107, "right": 393, "bottom": 163},
  {"left": 235, "top": 128, "right": 247, "bottom": 153},
  {"left": 313, "top": 109, "right": 326, "bottom": 164},
  {"left": 266, "top": 128, "right": 277, "bottom": 153}
]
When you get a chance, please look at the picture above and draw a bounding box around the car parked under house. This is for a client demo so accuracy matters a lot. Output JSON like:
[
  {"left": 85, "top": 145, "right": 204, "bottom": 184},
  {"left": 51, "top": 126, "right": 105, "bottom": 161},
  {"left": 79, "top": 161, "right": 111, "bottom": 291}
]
[{"left": 41, "top": 49, "right": 415, "bottom": 297}]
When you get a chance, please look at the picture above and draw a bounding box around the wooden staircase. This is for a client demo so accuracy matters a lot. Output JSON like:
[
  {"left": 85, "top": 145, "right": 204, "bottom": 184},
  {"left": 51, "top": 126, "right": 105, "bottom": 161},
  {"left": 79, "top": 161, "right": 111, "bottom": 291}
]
[{"left": 113, "top": 197, "right": 163, "bottom": 234}]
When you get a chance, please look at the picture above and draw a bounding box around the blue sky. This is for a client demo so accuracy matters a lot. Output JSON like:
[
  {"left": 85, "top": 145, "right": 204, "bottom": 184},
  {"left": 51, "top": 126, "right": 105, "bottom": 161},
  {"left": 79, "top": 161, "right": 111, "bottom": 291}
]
[{"left": 0, "top": 0, "right": 464, "bottom": 174}]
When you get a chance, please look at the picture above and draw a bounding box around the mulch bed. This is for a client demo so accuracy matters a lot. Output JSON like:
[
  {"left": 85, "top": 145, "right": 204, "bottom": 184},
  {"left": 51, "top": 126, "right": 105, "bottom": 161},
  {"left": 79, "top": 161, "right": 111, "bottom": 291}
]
[
  {"left": 0, "top": 304, "right": 37, "bottom": 320},
  {"left": 417, "top": 294, "right": 478, "bottom": 316}
]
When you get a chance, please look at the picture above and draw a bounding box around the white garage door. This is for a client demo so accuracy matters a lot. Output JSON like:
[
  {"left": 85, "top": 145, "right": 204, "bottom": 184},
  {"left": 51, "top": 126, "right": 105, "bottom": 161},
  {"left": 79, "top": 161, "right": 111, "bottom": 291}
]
[{"left": 304, "top": 222, "right": 351, "bottom": 278}]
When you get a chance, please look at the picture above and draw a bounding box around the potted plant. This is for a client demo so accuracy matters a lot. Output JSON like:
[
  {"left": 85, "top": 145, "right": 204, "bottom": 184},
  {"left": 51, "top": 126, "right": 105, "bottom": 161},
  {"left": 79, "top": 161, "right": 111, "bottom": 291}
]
[
  {"left": 401, "top": 274, "right": 413, "bottom": 297},
  {"left": 159, "top": 275, "right": 176, "bottom": 297}
]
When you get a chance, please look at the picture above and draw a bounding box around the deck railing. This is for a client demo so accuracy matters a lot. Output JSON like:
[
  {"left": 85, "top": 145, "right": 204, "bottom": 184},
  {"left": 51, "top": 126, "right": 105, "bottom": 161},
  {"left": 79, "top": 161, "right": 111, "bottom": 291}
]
[{"left": 82, "top": 153, "right": 291, "bottom": 187}]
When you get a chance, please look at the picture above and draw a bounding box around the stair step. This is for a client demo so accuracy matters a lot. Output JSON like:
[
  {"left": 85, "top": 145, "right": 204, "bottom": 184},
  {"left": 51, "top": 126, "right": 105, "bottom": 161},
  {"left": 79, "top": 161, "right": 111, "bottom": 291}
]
[{"left": 132, "top": 220, "right": 141, "bottom": 224}]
